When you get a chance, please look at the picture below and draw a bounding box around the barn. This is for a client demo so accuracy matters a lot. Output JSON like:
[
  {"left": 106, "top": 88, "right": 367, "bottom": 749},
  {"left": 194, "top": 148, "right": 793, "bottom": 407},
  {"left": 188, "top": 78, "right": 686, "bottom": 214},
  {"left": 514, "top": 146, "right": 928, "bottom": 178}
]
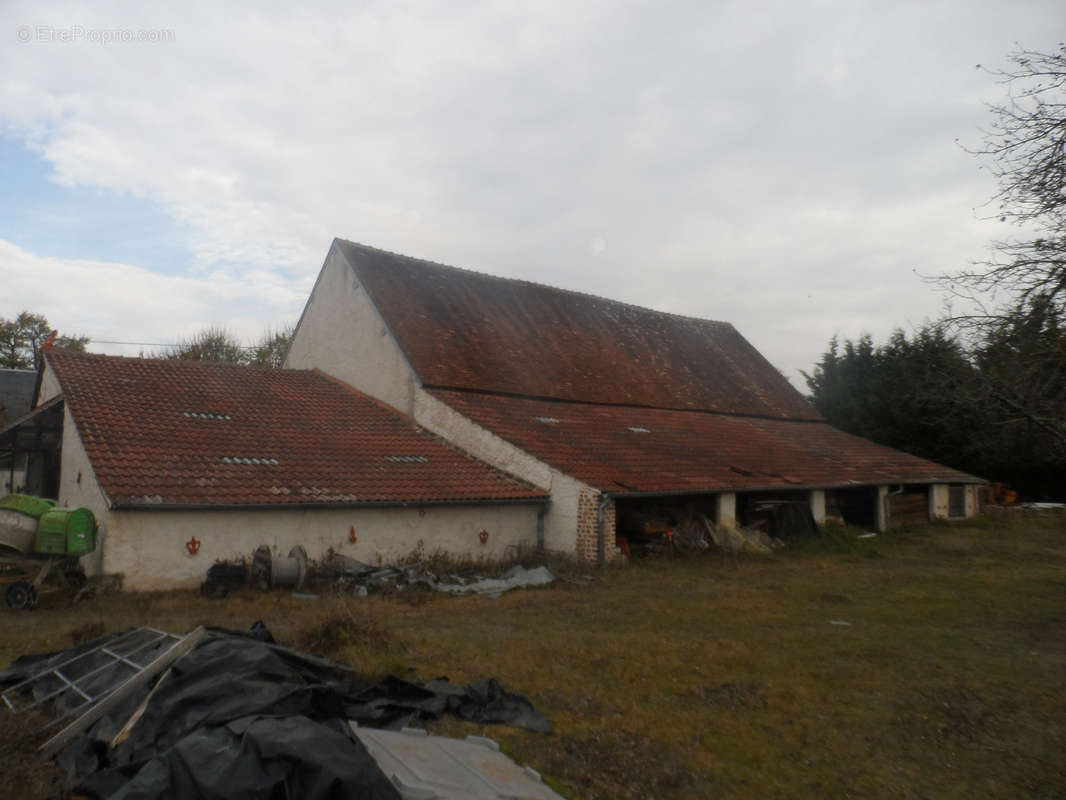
[
  {"left": 285, "top": 240, "right": 982, "bottom": 562},
  {"left": 1, "top": 239, "right": 983, "bottom": 585}
]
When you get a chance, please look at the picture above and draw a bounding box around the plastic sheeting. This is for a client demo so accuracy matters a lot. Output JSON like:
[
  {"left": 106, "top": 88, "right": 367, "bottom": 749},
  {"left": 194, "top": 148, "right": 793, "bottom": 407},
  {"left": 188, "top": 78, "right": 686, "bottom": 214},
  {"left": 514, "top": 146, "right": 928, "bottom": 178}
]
[
  {"left": 319, "top": 559, "right": 556, "bottom": 598},
  {"left": 1, "top": 624, "right": 552, "bottom": 799}
]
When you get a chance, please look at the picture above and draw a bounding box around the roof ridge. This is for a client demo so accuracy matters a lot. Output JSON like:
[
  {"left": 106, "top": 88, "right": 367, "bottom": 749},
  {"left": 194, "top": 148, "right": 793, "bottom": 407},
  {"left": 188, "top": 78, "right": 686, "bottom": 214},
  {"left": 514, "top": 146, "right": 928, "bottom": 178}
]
[
  {"left": 45, "top": 349, "right": 317, "bottom": 375},
  {"left": 335, "top": 238, "right": 734, "bottom": 328}
]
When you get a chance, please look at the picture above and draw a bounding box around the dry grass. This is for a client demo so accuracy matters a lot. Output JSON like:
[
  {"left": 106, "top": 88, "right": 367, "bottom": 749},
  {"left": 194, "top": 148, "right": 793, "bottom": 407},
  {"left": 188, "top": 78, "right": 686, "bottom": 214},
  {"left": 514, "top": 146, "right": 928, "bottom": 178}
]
[{"left": 2, "top": 515, "right": 1065, "bottom": 799}]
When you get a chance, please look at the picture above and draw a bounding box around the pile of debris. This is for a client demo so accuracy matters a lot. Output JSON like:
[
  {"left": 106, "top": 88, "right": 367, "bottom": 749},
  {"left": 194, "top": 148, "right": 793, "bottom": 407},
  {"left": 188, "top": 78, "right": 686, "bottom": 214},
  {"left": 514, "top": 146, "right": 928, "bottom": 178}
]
[
  {"left": 202, "top": 547, "right": 557, "bottom": 599},
  {"left": 0, "top": 623, "right": 559, "bottom": 799},
  {"left": 617, "top": 502, "right": 817, "bottom": 556}
]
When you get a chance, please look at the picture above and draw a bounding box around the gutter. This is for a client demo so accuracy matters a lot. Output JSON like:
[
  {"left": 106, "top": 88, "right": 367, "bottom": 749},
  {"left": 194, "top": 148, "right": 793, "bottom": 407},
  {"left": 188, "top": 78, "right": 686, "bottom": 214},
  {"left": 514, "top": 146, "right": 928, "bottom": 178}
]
[
  {"left": 110, "top": 496, "right": 550, "bottom": 512},
  {"left": 596, "top": 477, "right": 985, "bottom": 498}
]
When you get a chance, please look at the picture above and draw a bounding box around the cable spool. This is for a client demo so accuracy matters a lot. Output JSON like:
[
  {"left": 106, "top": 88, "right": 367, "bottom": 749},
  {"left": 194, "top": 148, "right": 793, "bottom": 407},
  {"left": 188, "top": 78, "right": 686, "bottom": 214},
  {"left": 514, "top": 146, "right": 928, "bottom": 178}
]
[{"left": 269, "top": 546, "right": 309, "bottom": 591}]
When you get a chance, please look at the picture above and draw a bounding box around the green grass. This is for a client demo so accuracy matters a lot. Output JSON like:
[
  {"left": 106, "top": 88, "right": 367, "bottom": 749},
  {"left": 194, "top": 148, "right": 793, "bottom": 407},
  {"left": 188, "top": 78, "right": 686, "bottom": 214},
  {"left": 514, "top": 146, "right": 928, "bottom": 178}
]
[{"left": 3, "top": 515, "right": 1065, "bottom": 799}]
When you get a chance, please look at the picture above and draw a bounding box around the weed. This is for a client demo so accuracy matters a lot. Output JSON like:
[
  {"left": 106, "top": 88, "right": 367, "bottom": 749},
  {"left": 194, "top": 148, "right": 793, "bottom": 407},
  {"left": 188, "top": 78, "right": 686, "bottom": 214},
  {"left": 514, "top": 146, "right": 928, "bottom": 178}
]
[{"left": 2, "top": 516, "right": 1066, "bottom": 798}]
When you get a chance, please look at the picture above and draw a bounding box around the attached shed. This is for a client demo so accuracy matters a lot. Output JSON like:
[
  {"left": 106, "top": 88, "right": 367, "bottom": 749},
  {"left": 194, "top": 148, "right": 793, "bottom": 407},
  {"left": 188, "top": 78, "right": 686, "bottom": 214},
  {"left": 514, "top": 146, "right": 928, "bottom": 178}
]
[
  {"left": 1, "top": 351, "right": 546, "bottom": 589},
  {"left": 0, "top": 367, "right": 39, "bottom": 494},
  {"left": 286, "top": 240, "right": 983, "bottom": 561}
]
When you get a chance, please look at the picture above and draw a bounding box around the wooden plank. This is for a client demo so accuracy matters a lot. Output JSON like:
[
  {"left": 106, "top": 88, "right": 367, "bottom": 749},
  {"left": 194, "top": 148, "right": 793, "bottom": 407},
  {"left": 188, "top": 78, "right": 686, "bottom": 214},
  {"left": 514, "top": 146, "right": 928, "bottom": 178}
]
[
  {"left": 40, "top": 626, "right": 207, "bottom": 757},
  {"left": 109, "top": 668, "right": 173, "bottom": 748}
]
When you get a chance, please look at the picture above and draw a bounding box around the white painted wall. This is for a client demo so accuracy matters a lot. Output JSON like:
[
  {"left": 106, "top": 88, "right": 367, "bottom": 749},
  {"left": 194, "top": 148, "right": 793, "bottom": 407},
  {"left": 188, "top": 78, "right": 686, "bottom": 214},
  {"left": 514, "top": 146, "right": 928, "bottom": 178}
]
[
  {"left": 39, "top": 362, "right": 60, "bottom": 402},
  {"left": 284, "top": 244, "right": 588, "bottom": 556},
  {"left": 929, "top": 484, "right": 950, "bottom": 519},
  {"left": 809, "top": 489, "right": 826, "bottom": 525},
  {"left": 927, "top": 483, "right": 981, "bottom": 520},
  {"left": 716, "top": 492, "right": 737, "bottom": 529},
  {"left": 285, "top": 243, "right": 419, "bottom": 415},
  {"left": 103, "top": 502, "right": 541, "bottom": 590},
  {"left": 875, "top": 485, "right": 889, "bottom": 532},
  {"left": 412, "top": 391, "right": 585, "bottom": 553},
  {"left": 39, "top": 362, "right": 112, "bottom": 575}
]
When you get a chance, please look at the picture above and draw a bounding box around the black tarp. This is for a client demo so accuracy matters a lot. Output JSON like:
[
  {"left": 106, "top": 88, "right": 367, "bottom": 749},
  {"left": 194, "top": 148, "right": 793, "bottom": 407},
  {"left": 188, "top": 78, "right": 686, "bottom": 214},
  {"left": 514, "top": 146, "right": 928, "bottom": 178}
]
[{"left": 0, "top": 624, "right": 551, "bottom": 799}]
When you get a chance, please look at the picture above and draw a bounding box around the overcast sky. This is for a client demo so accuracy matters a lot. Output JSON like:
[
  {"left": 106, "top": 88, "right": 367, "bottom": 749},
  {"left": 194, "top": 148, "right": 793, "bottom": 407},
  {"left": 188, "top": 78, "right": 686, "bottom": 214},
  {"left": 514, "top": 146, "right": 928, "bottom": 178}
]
[{"left": 1, "top": 1, "right": 1061, "bottom": 387}]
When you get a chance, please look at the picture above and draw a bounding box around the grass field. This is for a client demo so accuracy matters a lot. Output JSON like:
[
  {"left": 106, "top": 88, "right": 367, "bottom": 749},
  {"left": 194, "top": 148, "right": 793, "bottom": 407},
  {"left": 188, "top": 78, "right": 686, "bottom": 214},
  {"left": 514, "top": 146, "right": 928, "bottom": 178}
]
[{"left": 2, "top": 515, "right": 1065, "bottom": 799}]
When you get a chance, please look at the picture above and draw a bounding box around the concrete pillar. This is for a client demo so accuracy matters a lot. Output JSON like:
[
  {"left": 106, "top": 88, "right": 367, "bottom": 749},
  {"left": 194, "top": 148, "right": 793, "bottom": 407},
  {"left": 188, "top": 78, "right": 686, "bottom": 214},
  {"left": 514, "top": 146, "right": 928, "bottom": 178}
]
[
  {"left": 875, "top": 485, "right": 889, "bottom": 532},
  {"left": 809, "top": 489, "right": 826, "bottom": 526},
  {"left": 716, "top": 492, "right": 737, "bottom": 529},
  {"left": 928, "top": 484, "right": 949, "bottom": 520}
]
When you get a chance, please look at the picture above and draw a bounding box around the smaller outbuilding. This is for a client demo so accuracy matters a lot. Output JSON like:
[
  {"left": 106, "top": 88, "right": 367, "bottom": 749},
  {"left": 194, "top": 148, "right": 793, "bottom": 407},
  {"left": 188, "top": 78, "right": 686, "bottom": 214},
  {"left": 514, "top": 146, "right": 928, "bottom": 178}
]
[
  {"left": 0, "top": 350, "right": 547, "bottom": 590},
  {"left": 0, "top": 367, "right": 38, "bottom": 494}
]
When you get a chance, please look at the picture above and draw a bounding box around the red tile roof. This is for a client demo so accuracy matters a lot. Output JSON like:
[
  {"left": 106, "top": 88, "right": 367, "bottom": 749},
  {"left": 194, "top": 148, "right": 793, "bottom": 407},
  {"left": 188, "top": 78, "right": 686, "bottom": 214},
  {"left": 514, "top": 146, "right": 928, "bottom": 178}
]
[
  {"left": 46, "top": 351, "right": 546, "bottom": 509},
  {"left": 340, "top": 241, "right": 820, "bottom": 420},
  {"left": 429, "top": 389, "right": 982, "bottom": 493}
]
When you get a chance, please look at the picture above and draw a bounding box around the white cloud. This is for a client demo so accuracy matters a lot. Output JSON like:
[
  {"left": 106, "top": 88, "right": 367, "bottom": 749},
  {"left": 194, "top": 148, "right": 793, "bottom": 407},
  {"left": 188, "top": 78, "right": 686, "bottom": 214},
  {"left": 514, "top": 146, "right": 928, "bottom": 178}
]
[
  {"left": 0, "top": 239, "right": 305, "bottom": 353},
  {"left": 0, "top": 0, "right": 1061, "bottom": 382}
]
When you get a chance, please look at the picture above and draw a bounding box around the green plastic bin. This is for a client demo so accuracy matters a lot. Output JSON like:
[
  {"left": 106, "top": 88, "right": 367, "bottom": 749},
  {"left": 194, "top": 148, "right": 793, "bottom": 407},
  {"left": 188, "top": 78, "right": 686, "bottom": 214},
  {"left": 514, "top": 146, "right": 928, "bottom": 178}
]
[
  {"left": 0, "top": 494, "right": 57, "bottom": 520},
  {"left": 35, "top": 508, "right": 97, "bottom": 557}
]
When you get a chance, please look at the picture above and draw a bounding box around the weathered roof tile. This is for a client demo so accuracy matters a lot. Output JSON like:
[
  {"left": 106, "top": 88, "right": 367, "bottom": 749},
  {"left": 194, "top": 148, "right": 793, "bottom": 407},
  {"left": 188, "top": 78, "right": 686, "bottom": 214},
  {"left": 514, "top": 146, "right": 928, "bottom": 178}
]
[
  {"left": 340, "top": 240, "right": 820, "bottom": 419},
  {"left": 46, "top": 351, "right": 546, "bottom": 508},
  {"left": 430, "top": 389, "right": 981, "bottom": 492}
]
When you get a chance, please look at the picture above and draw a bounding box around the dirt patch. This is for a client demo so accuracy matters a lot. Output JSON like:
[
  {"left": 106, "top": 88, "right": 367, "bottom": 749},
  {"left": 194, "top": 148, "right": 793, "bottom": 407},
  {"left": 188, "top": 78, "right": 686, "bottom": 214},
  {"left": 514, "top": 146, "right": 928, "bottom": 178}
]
[
  {"left": 899, "top": 687, "right": 1001, "bottom": 744},
  {"left": 698, "top": 681, "right": 768, "bottom": 710},
  {"left": 0, "top": 709, "right": 68, "bottom": 800},
  {"left": 294, "top": 614, "right": 392, "bottom": 659},
  {"left": 1016, "top": 617, "right": 1066, "bottom": 655},
  {"left": 818, "top": 592, "right": 851, "bottom": 604},
  {"left": 545, "top": 730, "right": 702, "bottom": 800},
  {"left": 68, "top": 621, "right": 106, "bottom": 646}
]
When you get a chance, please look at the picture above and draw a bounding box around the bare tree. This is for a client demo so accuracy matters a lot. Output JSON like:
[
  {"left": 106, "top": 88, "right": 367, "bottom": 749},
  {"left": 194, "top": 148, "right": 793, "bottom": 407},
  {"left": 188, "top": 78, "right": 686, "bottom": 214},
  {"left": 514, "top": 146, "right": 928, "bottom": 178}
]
[{"left": 945, "top": 44, "right": 1066, "bottom": 315}]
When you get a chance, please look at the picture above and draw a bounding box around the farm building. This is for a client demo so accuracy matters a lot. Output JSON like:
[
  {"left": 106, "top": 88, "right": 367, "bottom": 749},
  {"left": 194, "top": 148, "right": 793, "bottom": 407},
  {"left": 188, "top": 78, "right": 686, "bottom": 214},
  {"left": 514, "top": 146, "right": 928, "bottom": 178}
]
[
  {"left": 0, "top": 351, "right": 546, "bottom": 589},
  {"left": 1, "top": 239, "right": 983, "bottom": 587},
  {"left": 286, "top": 240, "right": 982, "bottom": 561}
]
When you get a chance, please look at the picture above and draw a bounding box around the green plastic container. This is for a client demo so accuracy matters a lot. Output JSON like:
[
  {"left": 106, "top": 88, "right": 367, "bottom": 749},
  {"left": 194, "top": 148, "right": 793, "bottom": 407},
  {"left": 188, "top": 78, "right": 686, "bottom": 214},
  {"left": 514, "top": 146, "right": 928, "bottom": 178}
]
[
  {"left": 35, "top": 508, "right": 96, "bottom": 557},
  {"left": 0, "top": 494, "right": 57, "bottom": 520}
]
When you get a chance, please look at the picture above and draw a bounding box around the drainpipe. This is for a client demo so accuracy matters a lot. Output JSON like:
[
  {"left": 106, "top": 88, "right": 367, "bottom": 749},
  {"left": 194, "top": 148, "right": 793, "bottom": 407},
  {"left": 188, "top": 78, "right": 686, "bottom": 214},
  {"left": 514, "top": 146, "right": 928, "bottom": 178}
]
[
  {"left": 596, "top": 493, "right": 612, "bottom": 567},
  {"left": 535, "top": 504, "right": 547, "bottom": 553}
]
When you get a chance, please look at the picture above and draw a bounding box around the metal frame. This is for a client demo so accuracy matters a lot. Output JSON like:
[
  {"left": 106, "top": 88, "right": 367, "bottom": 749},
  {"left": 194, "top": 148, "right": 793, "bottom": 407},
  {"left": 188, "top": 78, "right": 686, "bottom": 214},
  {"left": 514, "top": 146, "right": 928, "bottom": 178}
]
[{"left": 1, "top": 626, "right": 182, "bottom": 732}]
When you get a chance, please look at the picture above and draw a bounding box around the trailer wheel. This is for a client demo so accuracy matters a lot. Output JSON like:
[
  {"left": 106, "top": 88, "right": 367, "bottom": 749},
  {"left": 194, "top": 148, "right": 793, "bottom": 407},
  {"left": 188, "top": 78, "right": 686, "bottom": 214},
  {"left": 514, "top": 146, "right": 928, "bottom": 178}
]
[{"left": 5, "top": 581, "right": 38, "bottom": 611}]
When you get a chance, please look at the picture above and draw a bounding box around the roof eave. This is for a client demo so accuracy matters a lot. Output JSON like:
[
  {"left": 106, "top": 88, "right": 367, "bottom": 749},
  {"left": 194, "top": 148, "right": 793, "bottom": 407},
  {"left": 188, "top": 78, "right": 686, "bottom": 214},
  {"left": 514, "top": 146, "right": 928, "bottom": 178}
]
[
  {"left": 595, "top": 476, "right": 986, "bottom": 498},
  {"left": 109, "top": 495, "right": 550, "bottom": 512}
]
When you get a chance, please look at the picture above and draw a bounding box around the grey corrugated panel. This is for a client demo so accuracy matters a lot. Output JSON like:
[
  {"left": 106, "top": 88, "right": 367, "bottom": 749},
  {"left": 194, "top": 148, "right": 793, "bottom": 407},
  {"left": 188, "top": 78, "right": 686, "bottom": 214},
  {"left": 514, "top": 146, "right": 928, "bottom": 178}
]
[{"left": 350, "top": 725, "right": 565, "bottom": 800}]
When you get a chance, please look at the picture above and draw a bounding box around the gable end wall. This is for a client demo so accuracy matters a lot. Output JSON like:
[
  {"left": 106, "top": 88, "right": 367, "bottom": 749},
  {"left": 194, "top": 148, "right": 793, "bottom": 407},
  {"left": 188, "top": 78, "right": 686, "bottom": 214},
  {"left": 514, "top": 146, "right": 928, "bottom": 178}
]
[{"left": 285, "top": 244, "right": 418, "bottom": 415}]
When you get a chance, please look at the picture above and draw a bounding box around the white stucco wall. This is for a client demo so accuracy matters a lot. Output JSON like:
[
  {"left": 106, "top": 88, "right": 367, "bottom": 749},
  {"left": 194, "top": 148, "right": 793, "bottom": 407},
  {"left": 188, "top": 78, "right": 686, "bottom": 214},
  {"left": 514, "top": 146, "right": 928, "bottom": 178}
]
[
  {"left": 715, "top": 492, "right": 737, "bottom": 529},
  {"left": 928, "top": 483, "right": 980, "bottom": 520},
  {"left": 36, "top": 363, "right": 112, "bottom": 574},
  {"left": 102, "top": 502, "right": 541, "bottom": 590},
  {"left": 39, "top": 362, "right": 60, "bottom": 402},
  {"left": 282, "top": 242, "right": 595, "bottom": 557},
  {"left": 412, "top": 390, "right": 586, "bottom": 554},
  {"left": 808, "top": 489, "right": 826, "bottom": 525},
  {"left": 285, "top": 244, "right": 419, "bottom": 415}
]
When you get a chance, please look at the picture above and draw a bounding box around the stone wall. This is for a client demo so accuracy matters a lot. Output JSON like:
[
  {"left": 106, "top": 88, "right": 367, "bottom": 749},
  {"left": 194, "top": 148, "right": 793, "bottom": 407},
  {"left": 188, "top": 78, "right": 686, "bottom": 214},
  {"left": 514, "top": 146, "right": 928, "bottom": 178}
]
[{"left": 576, "top": 488, "right": 616, "bottom": 563}]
